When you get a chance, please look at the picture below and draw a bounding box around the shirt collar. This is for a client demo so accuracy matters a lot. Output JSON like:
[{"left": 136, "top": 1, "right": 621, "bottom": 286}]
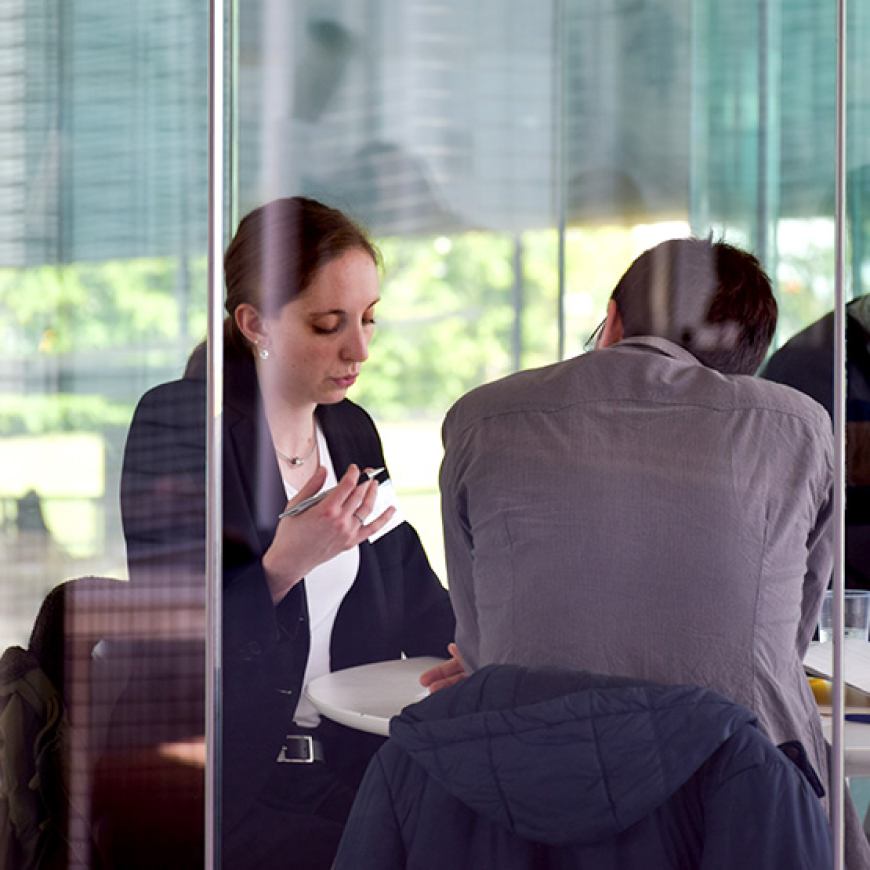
[{"left": 615, "top": 335, "right": 702, "bottom": 366}]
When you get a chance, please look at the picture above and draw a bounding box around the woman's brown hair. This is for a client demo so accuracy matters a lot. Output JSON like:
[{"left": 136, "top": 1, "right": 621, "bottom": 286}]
[{"left": 223, "top": 197, "right": 380, "bottom": 355}]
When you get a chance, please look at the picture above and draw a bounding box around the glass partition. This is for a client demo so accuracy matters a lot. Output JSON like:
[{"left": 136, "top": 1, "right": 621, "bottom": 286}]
[
  {"left": 0, "top": 0, "right": 210, "bottom": 866},
  {"left": 1, "top": 0, "right": 867, "bottom": 866},
  {"left": 228, "top": 3, "right": 859, "bottom": 869}
]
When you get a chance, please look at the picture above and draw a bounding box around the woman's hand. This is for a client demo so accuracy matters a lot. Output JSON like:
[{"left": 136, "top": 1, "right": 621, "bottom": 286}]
[
  {"left": 262, "top": 464, "right": 395, "bottom": 605},
  {"left": 419, "top": 643, "right": 467, "bottom": 693}
]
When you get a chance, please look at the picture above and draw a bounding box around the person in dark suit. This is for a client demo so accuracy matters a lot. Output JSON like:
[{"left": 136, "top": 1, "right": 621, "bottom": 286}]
[
  {"left": 118, "top": 197, "right": 454, "bottom": 869},
  {"left": 762, "top": 295, "right": 870, "bottom": 591}
]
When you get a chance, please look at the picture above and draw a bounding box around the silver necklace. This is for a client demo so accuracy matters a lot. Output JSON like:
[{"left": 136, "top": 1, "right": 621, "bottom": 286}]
[{"left": 275, "top": 432, "right": 317, "bottom": 467}]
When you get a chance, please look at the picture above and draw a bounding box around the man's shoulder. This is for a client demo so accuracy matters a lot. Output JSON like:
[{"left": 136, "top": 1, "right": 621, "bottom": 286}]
[
  {"left": 444, "top": 360, "right": 572, "bottom": 434},
  {"left": 444, "top": 351, "right": 833, "bottom": 446},
  {"left": 727, "top": 372, "right": 832, "bottom": 432}
]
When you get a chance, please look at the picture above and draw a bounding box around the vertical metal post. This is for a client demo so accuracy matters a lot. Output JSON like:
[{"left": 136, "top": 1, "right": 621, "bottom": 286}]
[
  {"left": 757, "top": 0, "right": 781, "bottom": 282},
  {"left": 206, "top": 0, "right": 225, "bottom": 866},
  {"left": 228, "top": 0, "right": 239, "bottom": 233},
  {"left": 832, "top": 0, "right": 848, "bottom": 865},
  {"left": 687, "top": 0, "right": 710, "bottom": 236},
  {"left": 511, "top": 234, "right": 524, "bottom": 372},
  {"left": 552, "top": 0, "right": 566, "bottom": 362}
]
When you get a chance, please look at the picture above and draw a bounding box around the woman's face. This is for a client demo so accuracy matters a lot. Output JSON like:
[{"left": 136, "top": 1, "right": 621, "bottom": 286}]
[{"left": 258, "top": 248, "right": 380, "bottom": 409}]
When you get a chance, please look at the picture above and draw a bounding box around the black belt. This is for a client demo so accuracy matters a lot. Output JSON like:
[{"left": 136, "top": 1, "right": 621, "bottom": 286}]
[{"left": 276, "top": 733, "right": 325, "bottom": 764}]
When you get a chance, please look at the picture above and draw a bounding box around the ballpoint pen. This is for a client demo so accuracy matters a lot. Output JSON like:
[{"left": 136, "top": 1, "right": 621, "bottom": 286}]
[{"left": 277, "top": 467, "right": 385, "bottom": 520}]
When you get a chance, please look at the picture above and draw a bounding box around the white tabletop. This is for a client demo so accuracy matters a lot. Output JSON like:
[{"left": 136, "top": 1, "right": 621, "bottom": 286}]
[
  {"left": 820, "top": 719, "right": 870, "bottom": 778},
  {"left": 804, "top": 640, "right": 870, "bottom": 777},
  {"left": 305, "top": 656, "right": 446, "bottom": 736},
  {"left": 805, "top": 639, "right": 870, "bottom": 695},
  {"left": 307, "top": 652, "right": 870, "bottom": 777}
]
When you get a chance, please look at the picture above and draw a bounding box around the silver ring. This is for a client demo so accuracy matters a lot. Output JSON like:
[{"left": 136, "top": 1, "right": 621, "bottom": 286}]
[{"left": 353, "top": 512, "right": 365, "bottom": 526}]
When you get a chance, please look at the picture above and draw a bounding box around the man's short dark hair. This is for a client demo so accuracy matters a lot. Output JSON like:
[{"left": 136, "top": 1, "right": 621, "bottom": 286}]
[{"left": 610, "top": 237, "right": 778, "bottom": 375}]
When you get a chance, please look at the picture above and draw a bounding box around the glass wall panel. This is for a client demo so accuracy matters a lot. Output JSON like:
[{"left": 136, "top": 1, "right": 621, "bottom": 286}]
[
  {"left": 229, "top": 1, "right": 863, "bottom": 868},
  {"left": 840, "top": 0, "right": 870, "bottom": 847},
  {"left": 849, "top": 0, "right": 870, "bottom": 300},
  {"left": 1, "top": 0, "right": 867, "bottom": 865},
  {"left": 235, "top": 0, "right": 571, "bottom": 574},
  {"left": 0, "top": 0, "right": 209, "bottom": 865}
]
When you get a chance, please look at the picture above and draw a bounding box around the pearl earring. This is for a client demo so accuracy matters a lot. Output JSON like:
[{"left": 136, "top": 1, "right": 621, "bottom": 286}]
[{"left": 258, "top": 346, "right": 269, "bottom": 360}]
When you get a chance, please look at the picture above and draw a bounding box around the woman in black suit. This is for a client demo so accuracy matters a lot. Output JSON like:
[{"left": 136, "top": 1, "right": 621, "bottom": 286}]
[{"left": 119, "top": 197, "right": 454, "bottom": 869}]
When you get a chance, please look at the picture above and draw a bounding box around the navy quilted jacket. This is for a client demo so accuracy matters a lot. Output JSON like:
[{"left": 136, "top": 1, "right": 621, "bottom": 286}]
[{"left": 334, "top": 664, "right": 832, "bottom": 869}]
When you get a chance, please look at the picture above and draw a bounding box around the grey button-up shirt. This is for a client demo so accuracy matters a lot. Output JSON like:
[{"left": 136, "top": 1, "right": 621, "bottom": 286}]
[{"left": 441, "top": 335, "right": 837, "bottom": 831}]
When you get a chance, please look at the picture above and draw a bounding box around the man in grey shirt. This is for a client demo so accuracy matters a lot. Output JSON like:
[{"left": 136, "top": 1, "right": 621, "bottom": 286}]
[{"left": 434, "top": 237, "right": 868, "bottom": 865}]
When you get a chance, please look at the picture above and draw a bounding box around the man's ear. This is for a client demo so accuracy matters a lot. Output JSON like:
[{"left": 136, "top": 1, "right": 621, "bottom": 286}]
[
  {"left": 234, "top": 303, "right": 267, "bottom": 348},
  {"left": 598, "top": 298, "right": 624, "bottom": 348}
]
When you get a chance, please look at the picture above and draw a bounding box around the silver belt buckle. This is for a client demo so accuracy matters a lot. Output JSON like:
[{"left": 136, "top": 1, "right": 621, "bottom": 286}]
[{"left": 277, "top": 734, "right": 315, "bottom": 763}]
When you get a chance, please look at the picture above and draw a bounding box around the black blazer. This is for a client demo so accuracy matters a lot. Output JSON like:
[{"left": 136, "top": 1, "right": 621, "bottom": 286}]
[
  {"left": 121, "top": 353, "right": 455, "bottom": 833},
  {"left": 763, "top": 301, "right": 870, "bottom": 589}
]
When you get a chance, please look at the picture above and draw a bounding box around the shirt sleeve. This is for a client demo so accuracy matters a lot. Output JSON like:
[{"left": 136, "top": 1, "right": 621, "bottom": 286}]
[
  {"left": 797, "top": 433, "right": 835, "bottom": 656},
  {"left": 440, "top": 406, "right": 482, "bottom": 672}
]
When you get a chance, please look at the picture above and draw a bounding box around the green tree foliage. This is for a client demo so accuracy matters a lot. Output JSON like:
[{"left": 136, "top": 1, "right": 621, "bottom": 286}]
[
  {"left": 0, "top": 258, "right": 207, "bottom": 355},
  {"left": 0, "top": 222, "right": 848, "bottom": 434},
  {"left": 355, "top": 232, "right": 551, "bottom": 420},
  {"left": 353, "top": 225, "right": 678, "bottom": 419},
  {"left": 0, "top": 257, "right": 207, "bottom": 434}
]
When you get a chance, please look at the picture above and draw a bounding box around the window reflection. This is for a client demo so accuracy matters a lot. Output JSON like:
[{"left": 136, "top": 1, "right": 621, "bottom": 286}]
[
  {"left": 0, "top": 0, "right": 209, "bottom": 865},
  {"left": 1, "top": 0, "right": 869, "bottom": 865}
]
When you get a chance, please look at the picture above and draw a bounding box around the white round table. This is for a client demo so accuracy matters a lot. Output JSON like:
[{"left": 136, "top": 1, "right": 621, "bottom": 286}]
[{"left": 305, "top": 656, "right": 446, "bottom": 736}]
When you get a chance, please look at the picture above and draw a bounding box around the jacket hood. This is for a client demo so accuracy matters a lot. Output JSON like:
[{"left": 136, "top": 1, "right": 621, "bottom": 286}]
[{"left": 389, "top": 664, "right": 756, "bottom": 846}]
